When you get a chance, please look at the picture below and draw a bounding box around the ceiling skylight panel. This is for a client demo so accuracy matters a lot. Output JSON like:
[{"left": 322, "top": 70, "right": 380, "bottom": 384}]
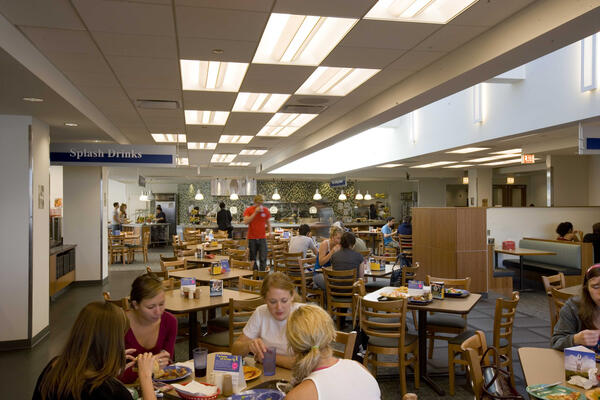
[
  {"left": 184, "top": 110, "right": 229, "bottom": 125},
  {"left": 180, "top": 60, "right": 248, "bottom": 92},
  {"left": 296, "top": 67, "right": 380, "bottom": 96},
  {"left": 232, "top": 93, "right": 290, "bottom": 113},
  {"left": 187, "top": 142, "right": 217, "bottom": 150},
  {"left": 218, "top": 135, "right": 253, "bottom": 144},
  {"left": 257, "top": 113, "right": 317, "bottom": 137},
  {"left": 365, "top": 0, "right": 478, "bottom": 24},
  {"left": 151, "top": 133, "right": 186, "bottom": 143}
]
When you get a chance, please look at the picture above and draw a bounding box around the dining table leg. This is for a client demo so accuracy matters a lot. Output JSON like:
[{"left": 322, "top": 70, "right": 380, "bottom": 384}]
[
  {"left": 417, "top": 309, "right": 445, "bottom": 395},
  {"left": 518, "top": 256, "right": 533, "bottom": 292},
  {"left": 188, "top": 311, "right": 197, "bottom": 360}
]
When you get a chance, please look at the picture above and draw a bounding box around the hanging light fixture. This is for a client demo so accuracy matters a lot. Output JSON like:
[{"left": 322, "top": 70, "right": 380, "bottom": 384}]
[
  {"left": 147, "top": 190, "right": 154, "bottom": 201},
  {"left": 364, "top": 191, "right": 372, "bottom": 200},
  {"left": 313, "top": 188, "right": 322, "bottom": 200},
  {"left": 139, "top": 191, "right": 148, "bottom": 201},
  {"left": 272, "top": 188, "right": 281, "bottom": 200},
  {"left": 230, "top": 206, "right": 238, "bottom": 215},
  {"left": 338, "top": 190, "right": 347, "bottom": 201},
  {"left": 195, "top": 188, "right": 204, "bottom": 200},
  {"left": 230, "top": 192, "right": 239, "bottom": 200},
  {"left": 355, "top": 189, "right": 363, "bottom": 200}
]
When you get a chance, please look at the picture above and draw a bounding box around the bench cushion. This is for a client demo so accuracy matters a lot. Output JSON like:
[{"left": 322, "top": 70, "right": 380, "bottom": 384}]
[
  {"left": 502, "top": 260, "right": 580, "bottom": 276},
  {"left": 519, "top": 239, "right": 581, "bottom": 270}
]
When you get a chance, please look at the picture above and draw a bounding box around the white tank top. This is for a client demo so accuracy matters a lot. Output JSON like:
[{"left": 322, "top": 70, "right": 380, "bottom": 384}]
[{"left": 304, "top": 359, "right": 381, "bottom": 400}]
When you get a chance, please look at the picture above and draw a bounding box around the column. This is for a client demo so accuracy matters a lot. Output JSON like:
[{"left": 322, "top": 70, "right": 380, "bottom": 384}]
[{"left": 468, "top": 168, "right": 492, "bottom": 207}]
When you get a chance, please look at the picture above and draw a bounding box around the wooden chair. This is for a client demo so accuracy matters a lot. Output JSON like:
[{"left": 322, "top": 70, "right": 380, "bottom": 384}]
[
  {"left": 160, "top": 259, "right": 185, "bottom": 273},
  {"left": 285, "top": 257, "right": 323, "bottom": 307},
  {"left": 551, "top": 287, "right": 574, "bottom": 326},
  {"left": 103, "top": 291, "right": 128, "bottom": 310},
  {"left": 541, "top": 273, "right": 566, "bottom": 335},
  {"left": 358, "top": 250, "right": 371, "bottom": 259},
  {"left": 160, "top": 254, "right": 179, "bottom": 262},
  {"left": 253, "top": 270, "right": 270, "bottom": 280},
  {"left": 361, "top": 296, "right": 419, "bottom": 396},
  {"left": 108, "top": 233, "right": 126, "bottom": 264},
  {"left": 365, "top": 255, "right": 396, "bottom": 292},
  {"left": 323, "top": 267, "right": 357, "bottom": 329},
  {"left": 227, "top": 248, "right": 249, "bottom": 261},
  {"left": 146, "top": 266, "right": 169, "bottom": 280},
  {"left": 425, "top": 276, "right": 471, "bottom": 359},
  {"left": 239, "top": 276, "right": 262, "bottom": 295},
  {"left": 401, "top": 264, "right": 420, "bottom": 330},
  {"left": 231, "top": 259, "right": 254, "bottom": 271},
  {"left": 460, "top": 331, "right": 489, "bottom": 400},
  {"left": 332, "top": 331, "right": 357, "bottom": 360},
  {"left": 200, "top": 297, "right": 265, "bottom": 352},
  {"left": 270, "top": 243, "right": 288, "bottom": 272},
  {"left": 398, "top": 234, "right": 413, "bottom": 262},
  {"left": 127, "top": 231, "right": 150, "bottom": 263},
  {"left": 214, "top": 230, "right": 228, "bottom": 239}
]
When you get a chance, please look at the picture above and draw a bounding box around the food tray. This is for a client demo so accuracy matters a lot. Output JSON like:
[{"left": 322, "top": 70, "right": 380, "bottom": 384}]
[
  {"left": 154, "top": 365, "right": 192, "bottom": 383},
  {"left": 526, "top": 384, "right": 584, "bottom": 399}
]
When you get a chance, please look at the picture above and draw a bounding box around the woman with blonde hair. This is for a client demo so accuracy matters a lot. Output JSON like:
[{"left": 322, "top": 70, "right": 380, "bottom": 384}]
[
  {"left": 119, "top": 203, "right": 128, "bottom": 224},
  {"left": 232, "top": 272, "right": 300, "bottom": 369},
  {"left": 33, "top": 301, "right": 157, "bottom": 400},
  {"left": 313, "top": 226, "right": 343, "bottom": 289},
  {"left": 285, "top": 305, "right": 380, "bottom": 400}
]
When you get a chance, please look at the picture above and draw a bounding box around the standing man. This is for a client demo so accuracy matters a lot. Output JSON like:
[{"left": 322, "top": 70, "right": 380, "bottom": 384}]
[
  {"left": 155, "top": 205, "right": 166, "bottom": 222},
  {"left": 217, "top": 202, "right": 233, "bottom": 238},
  {"left": 381, "top": 216, "right": 400, "bottom": 251},
  {"left": 243, "top": 195, "right": 271, "bottom": 271},
  {"left": 112, "top": 202, "right": 120, "bottom": 233}
]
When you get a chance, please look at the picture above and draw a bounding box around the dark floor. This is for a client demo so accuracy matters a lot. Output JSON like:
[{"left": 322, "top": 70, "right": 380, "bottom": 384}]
[{"left": 1, "top": 248, "right": 554, "bottom": 399}]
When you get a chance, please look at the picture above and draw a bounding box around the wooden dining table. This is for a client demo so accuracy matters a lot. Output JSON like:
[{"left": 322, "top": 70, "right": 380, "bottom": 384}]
[
  {"left": 364, "top": 264, "right": 395, "bottom": 278},
  {"left": 356, "top": 231, "right": 380, "bottom": 254},
  {"left": 170, "top": 267, "right": 254, "bottom": 283},
  {"left": 183, "top": 254, "right": 230, "bottom": 266},
  {"left": 186, "top": 243, "right": 223, "bottom": 252},
  {"left": 364, "top": 286, "right": 481, "bottom": 395},
  {"left": 164, "top": 287, "right": 259, "bottom": 359},
  {"left": 559, "top": 284, "right": 581, "bottom": 296},
  {"left": 494, "top": 247, "right": 557, "bottom": 291}
]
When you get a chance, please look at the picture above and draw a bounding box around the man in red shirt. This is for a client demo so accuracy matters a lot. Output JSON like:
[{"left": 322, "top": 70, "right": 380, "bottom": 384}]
[{"left": 243, "top": 194, "right": 271, "bottom": 271}]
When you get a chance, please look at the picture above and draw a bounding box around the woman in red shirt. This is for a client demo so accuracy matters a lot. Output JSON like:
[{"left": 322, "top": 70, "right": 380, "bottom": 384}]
[{"left": 119, "top": 273, "right": 177, "bottom": 384}]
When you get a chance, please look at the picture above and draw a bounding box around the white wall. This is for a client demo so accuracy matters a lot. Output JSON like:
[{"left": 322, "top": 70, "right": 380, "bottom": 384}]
[
  {"left": 63, "top": 166, "right": 103, "bottom": 282},
  {"left": 101, "top": 168, "right": 109, "bottom": 279},
  {"left": 446, "top": 185, "right": 468, "bottom": 207},
  {"left": 49, "top": 165, "right": 62, "bottom": 212},
  {"left": 589, "top": 156, "right": 600, "bottom": 206},
  {"left": 551, "top": 155, "right": 589, "bottom": 206},
  {"left": 418, "top": 178, "right": 457, "bottom": 207}
]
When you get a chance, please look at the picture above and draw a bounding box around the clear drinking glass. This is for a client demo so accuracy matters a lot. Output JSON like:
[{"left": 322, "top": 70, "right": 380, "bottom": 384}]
[
  {"left": 193, "top": 347, "right": 208, "bottom": 378},
  {"left": 263, "top": 347, "right": 276, "bottom": 376}
]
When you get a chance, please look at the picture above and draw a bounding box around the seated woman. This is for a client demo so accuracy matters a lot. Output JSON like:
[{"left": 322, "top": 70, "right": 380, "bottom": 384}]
[
  {"left": 331, "top": 232, "right": 365, "bottom": 276},
  {"left": 120, "top": 273, "right": 177, "bottom": 383},
  {"left": 284, "top": 304, "right": 381, "bottom": 400},
  {"left": 551, "top": 264, "right": 600, "bottom": 350},
  {"left": 313, "top": 227, "right": 343, "bottom": 290},
  {"left": 232, "top": 272, "right": 299, "bottom": 369},
  {"left": 33, "top": 301, "right": 157, "bottom": 400},
  {"left": 556, "top": 221, "right": 582, "bottom": 242}
]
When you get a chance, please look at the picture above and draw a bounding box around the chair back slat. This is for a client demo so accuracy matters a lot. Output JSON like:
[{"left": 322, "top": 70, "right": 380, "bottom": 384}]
[
  {"left": 332, "top": 331, "right": 357, "bottom": 360},
  {"left": 239, "top": 277, "right": 262, "bottom": 295},
  {"left": 228, "top": 297, "right": 264, "bottom": 347}
]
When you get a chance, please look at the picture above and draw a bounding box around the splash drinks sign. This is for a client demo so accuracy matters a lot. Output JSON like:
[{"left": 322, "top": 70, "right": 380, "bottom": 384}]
[{"left": 50, "top": 143, "right": 175, "bottom": 166}]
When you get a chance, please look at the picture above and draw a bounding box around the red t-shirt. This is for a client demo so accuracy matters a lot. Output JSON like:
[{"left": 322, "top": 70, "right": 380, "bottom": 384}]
[
  {"left": 244, "top": 205, "right": 271, "bottom": 239},
  {"left": 119, "top": 311, "right": 177, "bottom": 384}
]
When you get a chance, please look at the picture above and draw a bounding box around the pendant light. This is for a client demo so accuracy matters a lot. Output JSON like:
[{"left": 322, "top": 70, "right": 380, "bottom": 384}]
[
  {"left": 338, "top": 190, "right": 347, "bottom": 201},
  {"left": 195, "top": 188, "right": 204, "bottom": 200},
  {"left": 272, "top": 188, "right": 281, "bottom": 200},
  {"left": 230, "top": 206, "right": 238, "bottom": 215},
  {"left": 230, "top": 192, "right": 239, "bottom": 200},
  {"left": 139, "top": 191, "right": 148, "bottom": 201},
  {"left": 355, "top": 190, "right": 363, "bottom": 200},
  {"left": 364, "top": 191, "right": 372, "bottom": 201},
  {"left": 147, "top": 190, "right": 154, "bottom": 201},
  {"left": 313, "top": 188, "right": 322, "bottom": 200}
]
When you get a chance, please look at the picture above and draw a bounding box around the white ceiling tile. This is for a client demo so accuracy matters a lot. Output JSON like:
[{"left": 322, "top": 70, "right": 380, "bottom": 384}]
[
  {"left": 126, "top": 0, "right": 171, "bottom": 4},
  {"left": 240, "top": 64, "right": 314, "bottom": 93},
  {"left": 215, "top": 143, "right": 248, "bottom": 153},
  {"left": 223, "top": 113, "right": 273, "bottom": 134},
  {"left": 103, "top": 109, "right": 146, "bottom": 126},
  {"left": 189, "top": 150, "right": 213, "bottom": 165},
  {"left": 450, "top": 0, "right": 536, "bottom": 27},
  {"left": 187, "top": 126, "right": 224, "bottom": 142},
  {"left": 247, "top": 137, "right": 283, "bottom": 147},
  {"left": 46, "top": 52, "right": 109, "bottom": 74},
  {"left": 64, "top": 69, "right": 122, "bottom": 88},
  {"left": 20, "top": 27, "right": 95, "bottom": 54},
  {"left": 138, "top": 109, "right": 184, "bottom": 128},
  {"left": 176, "top": 6, "right": 269, "bottom": 41},
  {"left": 107, "top": 56, "right": 180, "bottom": 89},
  {"left": 72, "top": 0, "right": 175, "bottom": 36},
  {"left": 273, "top": 0, "right": 376, "bottom": 18},
  {"left": 386, "top": 50, "right": 446, "bottom": 71},
  {"left": 93, "top": 32, "right": 177, "bottom": 58},
  {"left": 77, "top": 86, "right": 133, "bottom": 110},
  {"left": 175, "top": 0, "right": 273, "bottom": 12},
  {"left": 182, "top": 91, "right": 237, "bottom": 111},
  {"left": 415, "top": 25, "right": 488, "bottom": 52},
  {"left": 178, "top": 37, "right": 257, "bottom": 63},
  {"left": 340, "top": 20, "right": 439, "bottom": 50},
  {"left": 323, "top": 46, "right": 405, "bottom": 69},
  {"left": 0, "top": 0, "right": 84, "bottom": 30}
]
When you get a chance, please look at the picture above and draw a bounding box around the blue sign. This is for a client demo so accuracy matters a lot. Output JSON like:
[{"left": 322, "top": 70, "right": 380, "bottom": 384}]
[
  {"left": 50, "top": 143, "right": 176, "bottom": 166},
  {"left": 329, "top": 176, "right": 347, "bottom": 188}
]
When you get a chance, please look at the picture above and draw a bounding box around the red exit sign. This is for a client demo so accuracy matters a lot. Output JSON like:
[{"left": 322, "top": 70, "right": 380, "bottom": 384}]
[{"left": 521, "top": 154, "right": 535, "bottom": 164}]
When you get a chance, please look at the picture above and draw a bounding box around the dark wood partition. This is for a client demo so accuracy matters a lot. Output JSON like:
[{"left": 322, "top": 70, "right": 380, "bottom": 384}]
[{"left": 413, "top": 207, "right": 487, "bottom": 293}]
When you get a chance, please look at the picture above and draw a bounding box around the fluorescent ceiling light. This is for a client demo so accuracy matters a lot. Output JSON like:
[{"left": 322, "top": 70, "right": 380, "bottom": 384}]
[
  {"left": 185, "top": 110, "right": 229, "bottom": 125},
  {"left": 180, "top": 60, "right": 248, "bottom": 92},
  {"left": 257, "top": 113, "right": 317, "bottom": 137},
  {"left": 229, "top": 162, "right": 250, "bottom": 166},
  {"left": 239, "top": 149, "right": 268, "bottom": 156},
  {"left": 365, "top": 0, "right": 478, "bottom": 24},
  {"left": 490, "top": 148, "right": 522, "bottom": 155},
  {"left": 377, "top": 163, "right": 404, "bottom": 168},
  {"left": 482, "top": 158, "right": 523, "bottom": 166},
  {"left": 23, "top": 97, "right": 44, "bottom": 102},
  {"left": 176, "top": 157, "right": 189, "bottom": 166},
  {"left": 410, "top": 161, "right": 457, "bottom": 168},
  {"left": 151, "top": 133, "right": 186, "bottom": 143},
  {"left": 187, "top": 142, "right": 216, "bottom": 150},
  {"left": 446, "top": 147, "right": 490, "bottom": 154},
  {"left": 296, "top": 67, "right": 380, "bottom": 96},
  {"left": 253, "top": 13, "right": 357, "bottom": 66},
  {"left": 232, "top": 93, "right": 291, "bottom": 113},
  {"left": 211, "top": 154, "right": 236, "bottom": 163},
  {"left": 64, "top": 122, "right": 78, "bottom": 127},
  {"left": 443, "top": 164, "right": 474, "bottom": 168},
  {"left": 219, "top": 135, "right": 253, "bottom": 144},
  {"left": 467, "top": 154, "right": 519, "bottom": 163}
]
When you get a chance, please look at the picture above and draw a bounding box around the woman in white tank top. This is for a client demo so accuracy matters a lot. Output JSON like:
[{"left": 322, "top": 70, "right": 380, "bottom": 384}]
[{"left": 284, "top": 305, "right": 381, "bottom": 400}]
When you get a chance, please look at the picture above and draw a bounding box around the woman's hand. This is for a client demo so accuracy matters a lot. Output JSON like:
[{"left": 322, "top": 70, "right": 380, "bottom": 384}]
[
  {"left": 155, "top": 349, "right": 170, "bottom": 369},
  {"left": 574, "top": 330, "right": 600, "bottom": 346},
  {"left": 125, "top": 348, "right": 137, "bottom": 370},
  {"left": 136, "top": 352, "right": 157, "bottom": 380},
  {"left": 331, "top": 244, "right": 341, "bottom": 253},
  {"left": 248, "top": 338, "right": 268, "bottom": 362}
]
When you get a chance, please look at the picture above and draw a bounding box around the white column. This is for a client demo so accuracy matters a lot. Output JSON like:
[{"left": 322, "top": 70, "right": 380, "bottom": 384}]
[
  {"left": 468, "top": 168, "right": 493, "bottom": 207},
  {"left": 547, "top": 155, "right": 590, "bottom": 206}
]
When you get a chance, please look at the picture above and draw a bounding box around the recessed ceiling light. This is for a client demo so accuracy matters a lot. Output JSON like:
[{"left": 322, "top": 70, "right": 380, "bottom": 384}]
[
  {"left": 365, "top": 0, "right": 478, "bottom": 24},
  {"left": 481, "top": 158, "right": 523, "bottom": 166},
  {"left": 229, "top": 162, "right": 250, "bottom": 166},
  {"left": 253, "top": 13, "right": 357, "bottom": 66},
  {"left": 180, "top": 60, "right": 248, "bottom": 92},
  {"left": 376, "top": 163, "right": 404, "bottom": 168},
  {"left": 239, "top": 149, "right": 268, "bottom": 156},
  {"left": 296, "top": 67, "right": 380, "bottom": 96},
  {"left": 184, "top": 110, "right": 229, "bottom": 125},
  {"left": 257, "top": 113, "right": 317, "bottom": 137},
  {"left": 490, "top": 148, "right": 522, "bottom": 155},
  {"left": 64, "top": 122, "right": 78, "bottom": 127},
  {"left": 232, "top": 92, "right": 291, "bottom": 113},
  {"left": 23, "top": 97, "right": 44, "bottom": 102},
  {"left": 410, "top": 161, "right": 457, "bottom": 168},
  {"left": 467, "top": 154, "right": 519, "bottom": 163},
  {"left": 151, "top": 133, "right": 186, "bottom": 143},
  {"left": 176, "top": 157, "right": 189, "bottom": 166},
  {"left": 187, "top": 142, "right": 217, "bottom": 150},
  {"left": 218, "top": 135, "right": 253, "bottom": 144},
  {"left": 211, "top": 153, "right": 236, "bottom": 163},
  {"left": 212, "top": 49, "right": 224, "bottom": 54},
  {"left": 446, "top": 147, "right": 490, "bottom": 154},
  {"left": 443, "top": 164, "right": 474, "bottom": 168}
]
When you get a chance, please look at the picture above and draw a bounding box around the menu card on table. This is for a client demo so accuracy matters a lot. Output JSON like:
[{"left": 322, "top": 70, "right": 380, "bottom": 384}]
[{"left": 207, "top": 353, "right": 246, "bottom": 393}]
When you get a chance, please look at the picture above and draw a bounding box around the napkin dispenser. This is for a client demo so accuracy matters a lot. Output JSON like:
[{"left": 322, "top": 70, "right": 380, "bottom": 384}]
[
  {"left": 502, "top": 240, "right": 515, "bottom": 250},
  {"left": 565, "top": 346, "right": 596, "bottom": 379},
  {"left": 206, "top": 352, "right": 246, "bottom": 393}
]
